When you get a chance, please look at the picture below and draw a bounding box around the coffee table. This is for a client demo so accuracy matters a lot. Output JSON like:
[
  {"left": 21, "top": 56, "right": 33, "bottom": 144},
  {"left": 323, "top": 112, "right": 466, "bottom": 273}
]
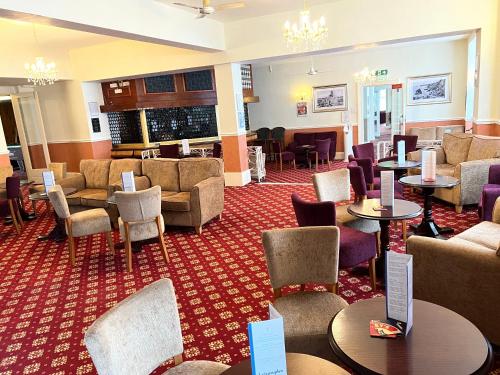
[
  {"left": 30, "top": 187, "right": 76, "bottom": 242},
  {"left": 348, "top": 199, "right": 422, "bottom": 279},
  {"left": 399, "top": 175, "right": 459, "bottom": 238},
  {"left": 221, "top": 353, "right": 349, "bottom": 375},
  {"left": 328, "top": 298, "right": 493, "bottom": 375}
]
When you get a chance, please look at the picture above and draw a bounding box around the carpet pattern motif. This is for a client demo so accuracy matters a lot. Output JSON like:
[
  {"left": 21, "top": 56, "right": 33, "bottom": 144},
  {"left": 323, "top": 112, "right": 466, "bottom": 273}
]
[{"left": 0, "top": 163, "right": 497, "bottom": 374}]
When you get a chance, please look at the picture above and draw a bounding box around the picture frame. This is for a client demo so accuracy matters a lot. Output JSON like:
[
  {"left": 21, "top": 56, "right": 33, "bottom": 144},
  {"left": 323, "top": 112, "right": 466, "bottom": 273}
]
[
  {"left": 296, "top": 101, "right": 308, "bottom": 117},
  {"left": 407, "top": 73, "right": 452, "bottom": 106},
  {"left": 312, "top": 84, "right": 348, "bottom": 112}
]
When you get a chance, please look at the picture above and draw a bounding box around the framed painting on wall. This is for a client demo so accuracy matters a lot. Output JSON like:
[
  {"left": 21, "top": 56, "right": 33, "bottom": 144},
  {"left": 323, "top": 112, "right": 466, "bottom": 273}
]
[
  {"left": 407, "top": 73, "right": 452, "bottom": 105},
  {"left": 312, "top": 84, "right": 348, "bottom": 112},
  {"left": 296, "top": 101, "right": 308, "bottom": 117}
]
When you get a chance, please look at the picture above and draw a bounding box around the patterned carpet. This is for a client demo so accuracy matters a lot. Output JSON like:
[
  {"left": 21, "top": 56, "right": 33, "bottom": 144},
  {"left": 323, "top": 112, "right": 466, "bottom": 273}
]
[{"left": 0, "top": 162, "right": 497, "bottom": 374}]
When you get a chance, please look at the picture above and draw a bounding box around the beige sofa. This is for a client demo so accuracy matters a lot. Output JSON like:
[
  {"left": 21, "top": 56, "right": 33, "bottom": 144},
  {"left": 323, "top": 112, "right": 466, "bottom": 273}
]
[
  {"left": 59, "top": 158, "right": 224, "bottom": 234},
  {"left": 408, "top": 133, "right": 500, "bottom": 212},
  {"left": 407, "top": 197, "right": 500, "bottom": 345},
  {"left": 407, "top": 124, "right": 465, "bottom": 140}
]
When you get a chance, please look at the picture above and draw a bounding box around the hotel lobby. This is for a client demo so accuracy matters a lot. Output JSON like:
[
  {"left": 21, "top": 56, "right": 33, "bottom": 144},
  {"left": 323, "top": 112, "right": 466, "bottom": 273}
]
[{"left": 0, "top": 0, "right": 499, "bottom": 374}]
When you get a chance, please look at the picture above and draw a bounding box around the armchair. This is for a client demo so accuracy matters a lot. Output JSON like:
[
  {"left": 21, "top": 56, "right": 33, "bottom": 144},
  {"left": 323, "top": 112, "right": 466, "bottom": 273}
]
[{"left": 478, "top": 164, "right": 500, "bottom": 221}]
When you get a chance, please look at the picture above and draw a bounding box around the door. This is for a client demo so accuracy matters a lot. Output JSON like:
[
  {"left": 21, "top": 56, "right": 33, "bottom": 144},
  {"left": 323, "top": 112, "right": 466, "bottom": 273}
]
[
  {"left": 390, "top": 84, "right": 405, "bottom": 137},
  {"left": 11, "top": 92, "right": 51, "bottom": 183},
  {"left": 363, "top": 85, "right": 376, "bottom": 143}
]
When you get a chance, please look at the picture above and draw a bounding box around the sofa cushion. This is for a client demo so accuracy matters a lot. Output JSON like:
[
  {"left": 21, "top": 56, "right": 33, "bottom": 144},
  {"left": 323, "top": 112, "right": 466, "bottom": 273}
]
[
  {"left": 142, "top": 159, "right": 180, "bottom": 192},
  {"left": 436, "top": 125, "right": 465, "bottom": 140},
  {"left": 108, "top": 159, "right": 142, "bottom": 186},
  {"left": 161, "top": 192, "right": 191, "bottom": 212},
  {"left": 80, "top": 159, "right": 112, "bottom": 189},
  {"left": 178, "top": 158, "right": 223, "bottom": 192},
  {"left": 466, "top": 136, "right": 500, "bottom": 161},
  {"left": 442, "top": 133, "right": 473, "bottom": 165},
  {"left": 408, "top": 127, "right": 437, "bottom": 140},
  {"left": 66, "top": 189, "right": 107, "bottom": 206},
  {"left": 435, "top": 164, "right": 456, "bottom": 177},
  {"left": 453, "top": 221, "right": 500, "bottom": 251},
  {"left": 70, "top": 208, "right": 111, "bottom": 237},
  {"left": 80, "top": 191, "right": 109, "bottom": 208}
]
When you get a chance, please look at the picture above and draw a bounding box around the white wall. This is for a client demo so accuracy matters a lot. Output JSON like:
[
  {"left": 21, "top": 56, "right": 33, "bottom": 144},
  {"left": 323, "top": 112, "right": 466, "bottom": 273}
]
[
  {"left": 248, "top": 39, "right": 468, "bottom": 130},
  {"left": 81, "top": 82, "right": 111, "bottom": 142}
]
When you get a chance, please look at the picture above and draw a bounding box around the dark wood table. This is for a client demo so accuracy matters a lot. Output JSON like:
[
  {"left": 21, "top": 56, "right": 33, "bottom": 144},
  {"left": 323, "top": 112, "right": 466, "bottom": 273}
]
[
  {"left": 399, "top": 175, "right": 459, "bottom": 238},
  {"left": 221, "top": 353, "right": 349, "bottom": 375},
  {"left": 348, "top": 199, "right": 422, "bottom": 279},
  {"left": 328, "top": 298, "right": 493, "bottom": 375},
  {"left": 30, "top": 187, "right": 76, "bottom": 242},
  {"left": 295, "top": 144, "right": 316, "bottom": 168},
  {"left": 377, "top": 160, "right": 421, "bottom": 179}
]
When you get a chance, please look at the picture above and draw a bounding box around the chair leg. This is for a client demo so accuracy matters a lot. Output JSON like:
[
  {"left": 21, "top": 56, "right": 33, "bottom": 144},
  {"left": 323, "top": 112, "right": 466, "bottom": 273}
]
[
  {"left": 315, "top": 154, "right": 319, "bottom": 171},
  {"left": 156, "top": 216, "right": 170, "bottom": 264},
  {"left": 8, "top": 200, "right": 21, "bottom": 234},
  {"left": 15, "top": 205, "right": 24, "bottom": 228},
  {"left": 455, "top": 205, "right": 463, "bottom": 214},
  {"left": 369, "top": 257, "right": 377, "bottom": 291},
  {"left": 195, "top": 225, "right": 202, "bottom": 234},
  {"left": 375, "top": 231, "right": 381, "bottom": 257},
  {"left": 402, "top": 220, "right": 407, "bottom": 242},
  {"left": 292, "top": 159, "right": 296, "bottom": 169},
  {"left": 124, "top": 222, "right": 132, "bottom": 272},
  {"left": 218, "top": 213, "right": 223, "bottom": 220},
  {"left": 66, "top": 219, "right": 76, "bottom": 266},
  {"left": 326, "top": 283, "right": 339, "bottom": 294},
  {"left": 32, "top": 200, "right": 37, "bottom": 216},
  {"left": 106, "top": 231, "right": 114, "bottom": 255},
  {"left": 279, "top": 155, "right": 283, "bottom": 172}
]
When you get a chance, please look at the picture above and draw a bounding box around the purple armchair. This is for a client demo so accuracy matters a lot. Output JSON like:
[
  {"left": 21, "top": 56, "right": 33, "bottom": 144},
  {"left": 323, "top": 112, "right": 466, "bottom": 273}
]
[
  {"left": 212, "top": 142, "right": 222, "bottom": 158},
  {"left": 352, "top": 142, "right": 395, "bottom": 177},
  {"left": 291, "top": 192, "right": 376, "bottom": 290},
  {"left": 0, "top": 176, "right": 23, "bottom": 235},
  {"left": 348, "top": 155, "right": 404, "bottom": 195},
  {"left": 479, "top": 165, "right": 500, "bottom": 221},
  {"left": 308, "top": 138, "right": 331, "bottom": 170},
  {"left": 159, "top": 144, "right": 180, "bottom": 158},
  {"left": 272, "top": 141, "right": 295, "bottom": 171},
  {"left": 391, "top": 135, "right": 418, "bottom": 156}
]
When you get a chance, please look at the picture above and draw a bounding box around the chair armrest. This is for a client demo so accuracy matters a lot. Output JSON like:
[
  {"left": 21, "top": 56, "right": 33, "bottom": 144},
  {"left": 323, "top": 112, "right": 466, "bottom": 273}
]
[
  {"left": 190, "top": 176, "right": 225, "bottom": 225},
  {"left": 58, "top": 173, "right": 85, "bottom": 191},
  {"left": 455, "top": 160, "right": 500, "bottom": 204},
  {"left": 482, "top": 187, "right": 500, "bottom": 221}
]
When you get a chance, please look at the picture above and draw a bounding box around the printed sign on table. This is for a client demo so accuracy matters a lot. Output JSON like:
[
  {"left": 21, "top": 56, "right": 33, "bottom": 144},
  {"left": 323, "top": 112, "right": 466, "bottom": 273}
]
[
  {"left": 386, "top": 251, "right": 413, "bottom": 335},
  {"left": 380, "top": 170, "right": 394, "bottom": 207},
  {"left": 121, "top": 171, "right": 136, "bottom": 192},
  {"left": 397, "top": 140, "right": 406, "bottom": 165},
  {"left": 42, "top": 170, "right": 55, "bottom": 194}
]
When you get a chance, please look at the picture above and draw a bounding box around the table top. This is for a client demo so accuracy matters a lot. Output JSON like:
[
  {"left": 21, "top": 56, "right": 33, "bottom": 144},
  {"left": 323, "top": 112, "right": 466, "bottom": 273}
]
[
  {"left": 29, "top": 187, "right": 76, "bottom": 201},
  {"left": 296, "top": 144, "right": 316, "bottom": 150},
  {"left": 328, "top": 298, "right": 492, "bottom": 375},
  {"left": 399, "top": 174, "right": 460, "bottom": 188},
  {"left": 377, "top": 160, "right": 421, "bottom": 170},
  {"left": 0, "top": 179, "right": 33, "bottom": 189},
  {"left": 348, "top": 199, "right": 423, "bottom": 221},
  {"left": 221, "top": 353, "right": 349, "bottom": 375}
]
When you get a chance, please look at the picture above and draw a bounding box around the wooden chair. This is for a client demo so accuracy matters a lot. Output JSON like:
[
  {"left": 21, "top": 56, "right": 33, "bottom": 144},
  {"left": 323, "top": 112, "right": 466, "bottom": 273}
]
[
  {"left": 114, "top": 186, "right": 169, "bottom": 272},
  {"left": 271, "top": 141, "right": 295, "bottom": 171},
  {"left": 0, "top": 176, "right": 23, "bottom": 234},
  {"left": 48, "top": 185, "right": 114, "bottom": 266}
]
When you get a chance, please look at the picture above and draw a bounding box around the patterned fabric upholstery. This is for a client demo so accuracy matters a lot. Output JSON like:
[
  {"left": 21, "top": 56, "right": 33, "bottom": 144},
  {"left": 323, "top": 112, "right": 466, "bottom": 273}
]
[
  {"left": 48, "top": 185, "right": 71, "bottom": 219},
  {"left": 71, "top": 209, "right": 112, "bottom": 238},
  {"left": 313, "top": 169, "right": 350, "bottom": 202},
  {"left": 164, "top": 361, "right": 229, "bottom": 375}
]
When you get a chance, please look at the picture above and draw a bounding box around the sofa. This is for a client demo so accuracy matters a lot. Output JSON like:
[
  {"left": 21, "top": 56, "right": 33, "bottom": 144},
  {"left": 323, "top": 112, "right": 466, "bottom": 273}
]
[
  {"left": 287, "top": 132, "right": 337, "bottom": 162},
  {"left": 407, "top": 124, "right": 465, "bottom": 140},
  {"left": 58, "top": 158, "right": 224, "bottom": 234},
  {"left": 407, "top": 197, "right": 500, "bottom": 345},
  {"left": 408, "top": 133, "right": 500, "bottom": 212}
]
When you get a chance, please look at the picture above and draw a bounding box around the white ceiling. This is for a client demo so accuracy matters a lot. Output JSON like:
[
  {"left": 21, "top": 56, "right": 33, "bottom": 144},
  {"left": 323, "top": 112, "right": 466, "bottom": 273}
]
[{"left": 164, "top": 0, "right": 335, "bottom": 22}]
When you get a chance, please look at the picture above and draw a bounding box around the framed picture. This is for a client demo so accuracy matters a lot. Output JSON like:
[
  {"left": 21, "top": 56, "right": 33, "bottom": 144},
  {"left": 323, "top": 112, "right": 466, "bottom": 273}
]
[
  {"left": 407, "top": 73, "right": 451, "bottom": 105},
  {"left": 312, "top": 84, "right": 348, "bottom": 112},
  {"left": 296, "top": 101, "right": 308, "bottom": 117}
]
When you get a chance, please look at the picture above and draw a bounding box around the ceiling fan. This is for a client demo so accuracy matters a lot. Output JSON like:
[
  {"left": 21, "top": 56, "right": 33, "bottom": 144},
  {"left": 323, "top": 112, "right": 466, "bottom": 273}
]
[{"left": 171, "top": 0, "right": 245, "bottom": 18}]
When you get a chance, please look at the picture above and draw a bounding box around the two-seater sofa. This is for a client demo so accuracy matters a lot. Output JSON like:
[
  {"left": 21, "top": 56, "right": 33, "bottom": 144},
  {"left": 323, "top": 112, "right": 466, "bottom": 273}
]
[
  {"left": 408, "top": 133, "right": 500, "bottom": 213},
  {"left": 59, "top": 157, "right": 224, "bottom": 234},
  {"left": 287, "top": 131, "right": 337, "bottom": 163}
]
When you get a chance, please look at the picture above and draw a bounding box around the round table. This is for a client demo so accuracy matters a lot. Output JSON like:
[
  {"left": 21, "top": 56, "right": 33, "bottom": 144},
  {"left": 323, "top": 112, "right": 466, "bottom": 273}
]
[
  {"left": 377, "top": 160, "right": 421, "bottom": 179},
  {"left": 30, "top": 187, "right": 76, "bottom": 242},
  {"left": 348, "top": 199, "right": 422, "bottom": 279},
  {"left": 328, "top": 298, "right": 493, "bottom": 375},
  {"left": 221, "top": 353, "right": 349, "bottom": 375},
  {"left": 399, "top": 175, "right": 459, "bottom": 238}
]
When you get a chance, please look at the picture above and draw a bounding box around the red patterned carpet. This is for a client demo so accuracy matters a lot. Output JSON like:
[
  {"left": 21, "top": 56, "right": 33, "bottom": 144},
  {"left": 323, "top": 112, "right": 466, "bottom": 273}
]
[{"left": 0, "top": 163, "right": 497, "bottom": 374}]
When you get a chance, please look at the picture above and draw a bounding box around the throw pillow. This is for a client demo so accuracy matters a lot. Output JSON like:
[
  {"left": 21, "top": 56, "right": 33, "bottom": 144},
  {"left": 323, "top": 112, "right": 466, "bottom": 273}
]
[
  {"left": 466, "top": 136, "right": 500, "bottom": 161},
  {"left": 442, "top": 133, "right": 473, "bottom": 165}
]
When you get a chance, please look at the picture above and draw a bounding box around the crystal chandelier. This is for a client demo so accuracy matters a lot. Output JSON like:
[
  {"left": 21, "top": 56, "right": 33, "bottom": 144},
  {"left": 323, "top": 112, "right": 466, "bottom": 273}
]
[
  {"left": 25, "top": 57, "right": 57, "bottom": 86},
  {"left": 283, "top": 5, "right": 328, "bottom": 52}
]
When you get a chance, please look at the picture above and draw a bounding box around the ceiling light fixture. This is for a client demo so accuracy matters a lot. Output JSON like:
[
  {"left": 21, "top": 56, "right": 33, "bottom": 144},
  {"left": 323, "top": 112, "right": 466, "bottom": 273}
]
[
  {"left": 283, "top": 1, "right": 328, "bottom": 52},
  {"left": 24, "top": 24, "right": 58, "bottom": 86}
]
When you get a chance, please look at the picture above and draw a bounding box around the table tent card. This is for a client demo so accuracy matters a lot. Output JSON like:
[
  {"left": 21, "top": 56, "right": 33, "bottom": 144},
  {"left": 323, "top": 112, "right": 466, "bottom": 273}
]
[
  {"left": 380, "top": 170, "right": 394, "bottom": 207},
  {"left": 42, "top": 170, "right": 55, "bottom": 194},
  {"left": 386, "top": 251, "right": 413, "bottom": 335},
  {"left": 421, "top": 149, "right": 437, "bottom": 182},
  {"left": 248, "top": 304, "right": 287, "bottom": 375},
  {"left": 121, "top": 171, "right": 136, "bottom": 192},
  {"left": 397, "top": 140, "right": 406, "bottom": 165},
  {"left": 181, "top": 139, "right": 190, "bottom": 155}
]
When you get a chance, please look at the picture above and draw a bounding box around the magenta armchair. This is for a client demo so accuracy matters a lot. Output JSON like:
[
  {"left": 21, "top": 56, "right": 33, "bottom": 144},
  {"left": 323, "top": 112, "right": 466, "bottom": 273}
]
[
  {"left": 0, "top": 176, "right": 23, "bottom": 235},
  {"left": 478, "top": 165, "right": 500, "bottom": 221}
]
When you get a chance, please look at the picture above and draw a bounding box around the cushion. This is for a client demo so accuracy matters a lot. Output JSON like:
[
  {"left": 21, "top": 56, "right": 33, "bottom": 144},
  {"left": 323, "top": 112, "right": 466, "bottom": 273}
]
[
  {"left": 436, "top": 125, "right": 465, "bottom": 140},
  {"left": 80, "top": 159, "right": 112, "bottom": 189},
  {"left": 70, "top": 208, "right": 111, "bottom": 237},
  {"left": 161, "top": 192, "right": 191, "bottom": 212},
  {"left": 164, "top": 360, "right": 230, "bottom": 375},
  {"left": 66, "top": 189, "right": 106, "bottom": 206},
  {"left": 108, "top": 159, "right": 142, "bottom": 186},
  {"left": 119, "top": 215, "right": 165, "bottom": 242},
  {"left": 294, "top": 133, "right": 316, "bottom": 146},
  {"left": 454, "top": 221, "right": 500, "bottom": 251},
  {"left": 466, "top": 136, "right": 500, "bottom": 161},
  {"left": 142, "top": 159, "right": 180, "bottom": 192},
  {"left": 338, "top": 225, "right": 376, "bottom": 268},
  {"left": 178, "top": 158, "right": 223, "bottom": 192},
  {"left": 408, "top": 127, "right": 436, "bottom": 140},
  {"left": 80, "top": 191, "right": 109, "bottom": 208},
  {"left": 435, "top": 164, "right": 456, "bottom": 177},
  {"left": 442, "top": 133, "right": 473, "bottom": 165}
]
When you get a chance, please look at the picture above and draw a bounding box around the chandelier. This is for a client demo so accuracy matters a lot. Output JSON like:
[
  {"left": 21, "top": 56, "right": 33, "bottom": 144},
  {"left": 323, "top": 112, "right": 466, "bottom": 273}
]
[
  {"left": 283, "top": 6, "right": 328, "bottom": 51},
  {"left": 25, "top": 57, "right": 57, "bottom": 86}
]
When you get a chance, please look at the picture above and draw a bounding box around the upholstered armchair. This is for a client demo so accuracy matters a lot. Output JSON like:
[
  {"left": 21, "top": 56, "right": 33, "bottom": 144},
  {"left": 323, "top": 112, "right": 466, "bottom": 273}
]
[
  {"left": 478, "top": 164, "right": 500, "bottom": 221},
  {"left": 391, "top": 135, "right": 418, "bottom": 156},
  {"left": 308, "top": 138, "right": 331, "bottom": 170},
  {"left": 48, "top": 185, "right": 113, "bottom": 266},
  {"left": 159, "top": 144, "right": 180, "bottom": 158},
  {"left": 85, "top": 278, "right": 230, "bottom": 375},
  {"left": 0, "top": 176, "right": 23, "bottom": 235},
  {"left": 262, "top": 226, "right": 348, "bottom": 360},
  {"left": 352, "top": 142, "right": 395, "bottom": 163},
  {"left": 272, "top": 141, "right": 295, "bottom": 171}
]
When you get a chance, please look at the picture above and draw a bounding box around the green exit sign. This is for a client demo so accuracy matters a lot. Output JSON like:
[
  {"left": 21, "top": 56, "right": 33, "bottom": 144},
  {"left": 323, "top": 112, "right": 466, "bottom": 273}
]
[{"left": 375, "top": 69, "right": 388, "bottom": 76}]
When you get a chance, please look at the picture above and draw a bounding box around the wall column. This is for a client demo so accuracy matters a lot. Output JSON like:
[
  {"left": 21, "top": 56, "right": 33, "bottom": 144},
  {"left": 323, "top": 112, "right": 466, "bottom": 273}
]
[
  {"left": 214, "top": 63, "right": 250, "bottom": 186},
  {"left": 0, "top": 115, "right": 10, "bottom": 167}
]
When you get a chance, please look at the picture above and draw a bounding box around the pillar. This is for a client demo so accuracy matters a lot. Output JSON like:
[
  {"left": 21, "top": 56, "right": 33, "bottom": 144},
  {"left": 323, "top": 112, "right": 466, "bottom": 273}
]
[
  {"left": 214, "top": 63, "right": 250, "bottom": 186},
  {"left": 0, "top": 115, "right": 10, "bottom": 167}
]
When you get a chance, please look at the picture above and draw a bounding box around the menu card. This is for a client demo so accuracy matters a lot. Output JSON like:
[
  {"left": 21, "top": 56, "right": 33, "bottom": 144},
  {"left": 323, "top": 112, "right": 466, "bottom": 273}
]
[
  {"left": 248, "top": 304, "right": 287, "bottom": 375},
  {"left": 421, "top": 149, "right": 436, "bottom": 182},
  {"left": 181, "top": 139, "right": 190, "bottom": 155},
  {"left": 397, "top": 140, "right": 406, "bottom": 165},
  {"left": 386, "top": 251, "right": 413, "bottom": 335},
  {"left": 42, "top": 170, "right": 55, "bottom": 194},
  {"left": 380, "top": 170, "right": 394, "bottom": 207},
  {"left": 121, "top": 171, "right": 136, "bottom": 192}
]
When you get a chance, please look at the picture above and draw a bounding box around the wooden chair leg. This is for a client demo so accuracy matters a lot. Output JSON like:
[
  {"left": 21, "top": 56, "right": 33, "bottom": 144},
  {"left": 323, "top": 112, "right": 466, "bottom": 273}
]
[
  {"left": 292, "top": 159, "right": 296, "bottom": 169},
  {"left": 174, "top": 354, "right": 183, "bottom": 366},
  {"left": 156, "top": 216, "right": 170, "bottom": 264},
  {"left": 369, "top": 257, "right": 377, "bottom": 291},
  {"left": 8, "top": 200, "right": 21, "bottom": 234},
  {"left": 326, "top": 283, "right": 339, "bottom": 294},
  {"left": 106, "top": 231, "right": 114, "bottom": 255},
  {"left": 124, "top": 222, "right": 132, "bottom": 272},
  {"left": 15, "top": 205, "right": 24, "bottom": 228},
  {"left": 67, "top": 218, "right": 76, "bottom": 266},
  {"left": 218, "top": 213, "right": 223, "bottom": 220},
  {"left": 402, "top": 220, "right": 407, "bottom": 242},
  {"left": 279, "top": 155, "right": 283, "bottom": 172},
  {"left": 195, "top": 225, "right": 202, "bottom": 235},
  {"left": 315, "top": 154, "right": 319, "bottom": 171},
  {"left": 32, "top": 200, "right": 37, "bottom": 216}
]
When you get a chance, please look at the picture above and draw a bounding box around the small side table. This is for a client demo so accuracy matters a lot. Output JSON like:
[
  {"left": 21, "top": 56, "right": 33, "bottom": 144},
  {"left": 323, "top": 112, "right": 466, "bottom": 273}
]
[
  {"left": 377, "top": 160, "right": 421, "bottom": 179},
  {"left": 399, "top": 175, "right": 459, "bottom": 238}
]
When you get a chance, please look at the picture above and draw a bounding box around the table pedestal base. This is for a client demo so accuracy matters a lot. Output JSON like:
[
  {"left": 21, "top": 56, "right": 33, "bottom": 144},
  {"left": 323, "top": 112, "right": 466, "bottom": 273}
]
[
  {"left": 375, "top": 220, "right": 391, "bottom": 283},
  {"left": 37, "top": 215, "right": 67, "bottom": 242},
  {"left": 410, "top": 187, "right": 454, "bottom": 238}
]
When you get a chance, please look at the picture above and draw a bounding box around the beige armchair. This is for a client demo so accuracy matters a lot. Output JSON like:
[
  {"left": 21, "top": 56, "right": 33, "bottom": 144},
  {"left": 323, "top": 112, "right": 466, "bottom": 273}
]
[
  {"left": 48, "top": 185, "right": 114, "bottom": 266},
  {"left": 262, "top": 226, "right": 348, "bottom": 360},
  {"left": 407, "top": 197, "right": 500, "bottom": 345},
  {"left": 115, "top": 186, "right": 169, "bottom": 272},
  {"left": 84, "top": 278, "right": 230, "bottom": 375}
]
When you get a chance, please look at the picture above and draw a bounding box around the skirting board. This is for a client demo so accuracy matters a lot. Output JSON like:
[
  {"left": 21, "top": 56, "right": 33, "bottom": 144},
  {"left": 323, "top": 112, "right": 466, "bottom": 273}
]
[{"left": 224, "top": 169, "right": 251, "bottom": 186}]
